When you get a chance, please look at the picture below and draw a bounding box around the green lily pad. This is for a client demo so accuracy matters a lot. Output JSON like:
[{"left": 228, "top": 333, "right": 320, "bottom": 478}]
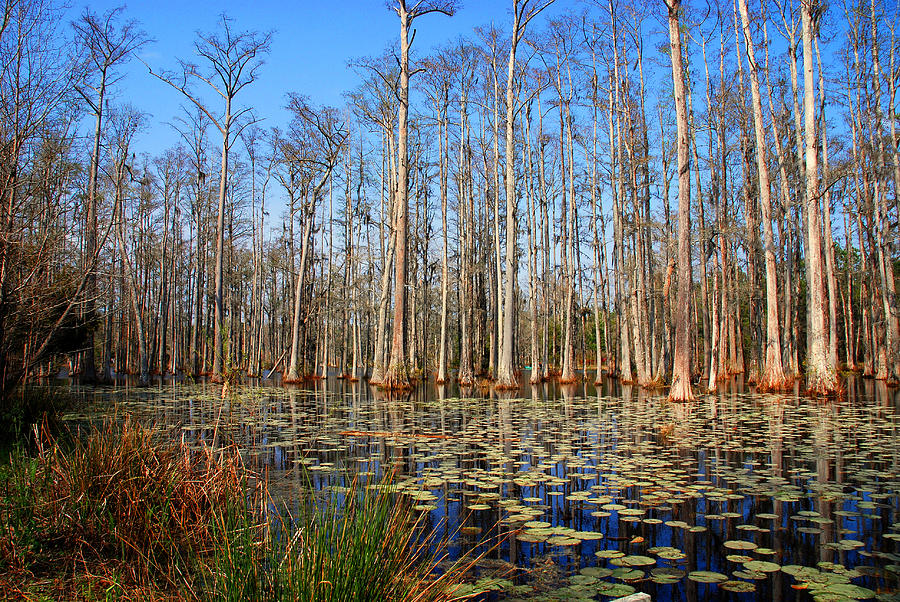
[
  {"left": 720, "top": 580, "right": 756, "bottom": 592},
  {"left": 724, "top": 540, "right": 758, "bottom": 551},
  {"left": 596, "top": 582, "right": 636, "bottom": 597},
  {"left": 733, "top": 569, "right": 767, "bottom": 580},
  {"left": 726, "top": 554, "right": 754, "bottom": 563},
  {"left": 610, "top": 568, "right": 644, "bottom": 580},
  {"left": 573, "top": 531, "right": 604, "bottom": 540},
  {"left": 743, "top": 560, "right": 781, "bottom": 573},
  {"left": 688, "top": 571, "right": 728, "bottom": 583},
  {"left": 817, "top": 583, "right": 876, "bottom": 599},
  {"left": 547, "top": 536, "right": 581, "bottom": 546},
  {"left": 613, "top": 555, "right": 656, "bottom": 567},
  {"left": 657, "top": 549, "right": 687, "bottom": 561},
  {"left": 580, "top": 567, "right": 613, "bottom": 578}
]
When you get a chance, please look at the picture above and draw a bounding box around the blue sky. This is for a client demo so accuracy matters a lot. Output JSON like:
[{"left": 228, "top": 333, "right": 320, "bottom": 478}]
[{"left": 72, "top": 1, "right": 566, "bottom": 158}]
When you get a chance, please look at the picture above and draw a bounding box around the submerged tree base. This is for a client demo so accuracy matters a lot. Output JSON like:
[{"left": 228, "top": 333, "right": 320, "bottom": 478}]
[
  {"left": 495, "top": 371, "right": 520, "bottom": 390},
  {"left": 380, "top": 364, "right": 413, "bottom": 391},
  {"left": 667, "top": 375, "right": 695, "bottom": 402},
  {"left": 757, "top": 369, "right": 795, "bottom": 393},
  {"left": 283, "top": 374, "right": 315, "bottom": 385},
  {"left": 805, "top": 368, "right": 845, "bottom": 397},
  {"left": 457, "top": 373, "right": 475, "bottom": 387},
  {"left": 639, "top": 377, "right": 667, "bottom": 390}
]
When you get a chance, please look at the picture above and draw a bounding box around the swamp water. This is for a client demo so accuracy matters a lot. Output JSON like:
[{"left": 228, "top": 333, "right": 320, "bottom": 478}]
[{"left": 66, "top": 376, "right": 900, "bottom": 601}]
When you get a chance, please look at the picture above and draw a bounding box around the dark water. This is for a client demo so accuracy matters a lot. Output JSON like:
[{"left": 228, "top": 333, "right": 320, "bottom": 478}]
[{"left": 64, "top": 374, "right": 900, "bottom": 601}]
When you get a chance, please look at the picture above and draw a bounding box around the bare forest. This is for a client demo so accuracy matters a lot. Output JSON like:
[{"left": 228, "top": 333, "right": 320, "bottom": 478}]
[{"left": 3, "top": 0, "right": 900, "bottom": 402}]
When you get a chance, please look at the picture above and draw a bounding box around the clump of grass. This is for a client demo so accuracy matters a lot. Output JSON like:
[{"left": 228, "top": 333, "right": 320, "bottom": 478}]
[
  {"left": 269, "top": 477, "right": 481, "bottom": 602},
  {"left": 0, "top": 420, "right": 487, "bottom": 600},
  {"left": 0, "top": 418, "right": 259, "bottom": 597}
]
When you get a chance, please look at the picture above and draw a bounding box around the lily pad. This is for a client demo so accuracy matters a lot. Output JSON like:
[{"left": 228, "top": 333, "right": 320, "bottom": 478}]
[
  {"left": 724, "top": 540, "right": 758, "bottom": 551},
  {"left": 610, "top": 568, "right": 644, "bottom": 580},
  {"left": 743, "top": 560, "right": 781, "bottom": 573},
  {"left": 596, "top": 582, "right": 636, "bottom": 597},
  {"left": 688, "top": 571, "right": 728, "bottom": 583},
  {"left": 817, "top": 583, "right": 876, "bottom": 599},
  {"left": 720, "top": 580, "right": 756, "bottom": 592},
  {"left": 613, "top": 555, "right": 656, "bottom": 567}
]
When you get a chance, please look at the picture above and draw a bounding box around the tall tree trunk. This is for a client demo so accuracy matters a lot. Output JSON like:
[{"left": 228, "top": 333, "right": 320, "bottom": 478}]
[
  {"left": 115, "top": 174, "right": 148, "bottom": 385},
  {"left": 384, "top": 3, "right": 413, "bottom": 389},
  {"left": 436, "top": 94, "right": 450, "bottom": 384},
  {"left": 801, "top": 0, "right": 838, "bottom": 394},
  {"left": 738, "top": 0, "right": 788, "bottom": 390},
  {"left": 607, "top": 9, "right": 633, "bottom": 382},
  {"left": 870, "top": 1, "right": 900, "bottom": 382},
  {"left": 665, "top": 0, "right": 695, "bottom": 402},
  {"left": 496, "top": 8, "right": 525, "bottom": 389},
  {"left": 815, "top": 35, "right": 841, "bottom": 373},
  {"left": 81, "top": 72, "right": 106, "bottom": 382},
  {"left": 212, "top": 98, "right": 231, "bottom": 381}
]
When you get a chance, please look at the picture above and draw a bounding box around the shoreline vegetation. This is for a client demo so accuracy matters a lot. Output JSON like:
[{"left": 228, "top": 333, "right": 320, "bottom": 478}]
[{"left": 0, "top": 409, "right": 492, "bottom": 601}]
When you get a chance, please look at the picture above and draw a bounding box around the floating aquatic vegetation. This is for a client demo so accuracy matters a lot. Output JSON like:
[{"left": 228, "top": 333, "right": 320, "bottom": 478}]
[
  {"left": 77, "top": 379, "right": 900, "bottom": 601},
  {"left": 687, "top": 571, "right": 729, "bottom": 583}
]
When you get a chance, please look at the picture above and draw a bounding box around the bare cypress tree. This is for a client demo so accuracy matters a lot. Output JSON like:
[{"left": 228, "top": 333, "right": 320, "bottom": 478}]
[
  {"left": 346, "top": 56, "right": 399, "bottom": 384},
  {"left": 107, "top": 106, "right": 149, "bottom": 385},
  {"left": 151, "top": 148, "right": 186, "bottom": 377},
  {"left": 814, "top": 34, "right": 840, "bottom": 373},
  {"left": 148, "top": 14, "right": 271, "bottom": 381},
  {"left": 282, "top": 97, "right": 347, "bottom": 382},
  {"left": 868, "top": 0, "right": 900, "bottom": 382},
  {"left": 383, "top": 0, "right": 458, "bottom": 390},
  {"left": 454, "top": 42, "right": 478, "bottom": 386},
  {"left": 800, "top": 0, "right": 838, "bottom": 394},
  {"left": 421, "top": 50, "right": 454, "bottom": 384},
  {"left": 496, "top": 0, "right": 556, "bottom": 390},
  {"left": 737, "top": 0, "right": 789, "bottom": 391},
  {"left": 664, "top": 0, "right": 695, "bottom": 402},
  {"left": 73, "top": 6, "right": 147, "bottom": 382}
]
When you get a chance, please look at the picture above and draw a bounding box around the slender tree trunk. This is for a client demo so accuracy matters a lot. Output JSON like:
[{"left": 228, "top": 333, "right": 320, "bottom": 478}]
[
  {"left": 870, "top": 2, "right": 900, "bottom": 382},
  {"left": 285, "top": 203, "right": 314, "bottom": 381},
  {"left": 115, "top": 172, "right": 148, "bottom": 385},
  {"left": 814, "top": 36, "right": 840, "bottom": 373},
  {"left": 607, "top": 18, "right": 633, "bottom": 383},
  {"left": 764, "top": 17, "right": 798, "bottom": 378},
  {"left": 82, "top": 72, "right": 107, "bottom": 382},
  {"left": 525, "top": 108, "right": 542, "bottom": 385},
  {"left": 212, "top": 98, "right": 231, "bottom": 381},
  {"left": 436, "top": 95, "right": 450, "bottom": 384}
]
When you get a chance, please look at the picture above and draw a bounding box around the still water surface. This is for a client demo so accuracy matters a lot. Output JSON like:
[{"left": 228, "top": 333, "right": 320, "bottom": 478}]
[{"left": 67, "top": 375, "right": 900, "bottom": 601}]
